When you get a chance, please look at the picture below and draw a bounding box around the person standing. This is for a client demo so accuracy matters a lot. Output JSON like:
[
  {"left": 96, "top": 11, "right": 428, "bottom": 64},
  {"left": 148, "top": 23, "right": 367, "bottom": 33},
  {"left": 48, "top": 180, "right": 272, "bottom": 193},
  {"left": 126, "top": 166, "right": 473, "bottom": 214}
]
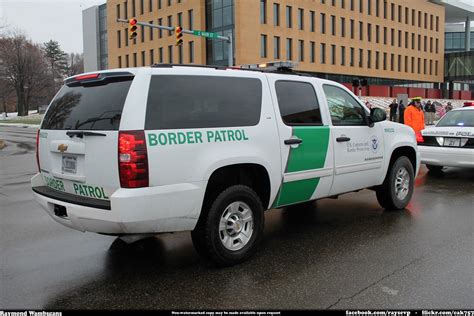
[
  {"left": 424, "top": 100, "right": 435, "bottom": 125},
  {"left": 389, "top": 99, "right": 398, "bottom": 122},
  {"left": 446, "top": 102, "right": 453, "bottom": 112},
  {"left": 398, "top": 100, "right": 405, "bottom": 124},
  {"left": 404, "top": 97, "right": 425, "bottom": 134}
]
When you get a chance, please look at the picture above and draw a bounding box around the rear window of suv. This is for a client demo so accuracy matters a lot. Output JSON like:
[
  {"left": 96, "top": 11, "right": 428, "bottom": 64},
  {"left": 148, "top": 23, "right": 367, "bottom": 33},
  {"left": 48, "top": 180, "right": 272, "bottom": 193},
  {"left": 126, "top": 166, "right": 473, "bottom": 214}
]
[
  {"left": 41, "top": 76, "right": 133, "bottom": 130},
  {"left": 145, "top": 75, "right": 262, "bottom": 130}
]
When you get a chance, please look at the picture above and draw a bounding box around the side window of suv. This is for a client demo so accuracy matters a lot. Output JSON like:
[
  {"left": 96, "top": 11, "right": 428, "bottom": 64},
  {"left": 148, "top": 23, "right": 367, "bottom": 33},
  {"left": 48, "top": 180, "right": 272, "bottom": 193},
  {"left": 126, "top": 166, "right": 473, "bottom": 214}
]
[
  {"left": 323, "top": 84, "right": 367, "bottom": 126},
  {"left": 275, "top": 80, "right": 323, "bottom": 125}
]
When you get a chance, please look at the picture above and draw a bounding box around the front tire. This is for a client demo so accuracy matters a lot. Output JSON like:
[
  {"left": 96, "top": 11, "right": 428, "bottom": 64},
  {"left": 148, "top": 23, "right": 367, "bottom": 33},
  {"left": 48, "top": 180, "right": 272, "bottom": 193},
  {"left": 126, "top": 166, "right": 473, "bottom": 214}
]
[
  {"left": 376, "top": 156, "right": 414, "bottom": 210},
  {"left": 191, "top": 185, "right": 264, "bottom": 267}
]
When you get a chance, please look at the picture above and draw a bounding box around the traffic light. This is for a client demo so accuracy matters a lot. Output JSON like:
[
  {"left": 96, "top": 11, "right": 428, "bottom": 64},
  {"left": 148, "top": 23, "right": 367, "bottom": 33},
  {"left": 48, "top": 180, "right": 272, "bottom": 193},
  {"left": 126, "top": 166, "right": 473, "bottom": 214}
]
[
  {"left": 175, "top": 26, "right": 183, "bottom": 46},
  {"left": 129, "top": 18, "right": 138, "bottom": 40}
]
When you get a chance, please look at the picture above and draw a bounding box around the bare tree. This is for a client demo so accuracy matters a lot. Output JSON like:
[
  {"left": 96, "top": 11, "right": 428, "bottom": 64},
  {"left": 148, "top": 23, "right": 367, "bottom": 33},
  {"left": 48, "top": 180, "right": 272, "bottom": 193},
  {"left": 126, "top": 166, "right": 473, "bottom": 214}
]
[
  {"left": 65, "top": 53, "right": 84, "bottom": 77},
  {"left": 0, "top": 31, "right": 49, "bottom": 116}
]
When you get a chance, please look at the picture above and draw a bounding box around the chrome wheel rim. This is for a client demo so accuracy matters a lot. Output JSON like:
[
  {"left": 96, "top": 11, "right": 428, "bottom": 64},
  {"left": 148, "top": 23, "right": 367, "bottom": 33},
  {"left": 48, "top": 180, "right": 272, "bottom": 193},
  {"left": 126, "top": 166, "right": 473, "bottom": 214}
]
[
  {"left": 395, "top": 167, "right": 410, "bottom": 200},
  {"left": 219, "top": 201, "right": 254, "bottom": 251}
]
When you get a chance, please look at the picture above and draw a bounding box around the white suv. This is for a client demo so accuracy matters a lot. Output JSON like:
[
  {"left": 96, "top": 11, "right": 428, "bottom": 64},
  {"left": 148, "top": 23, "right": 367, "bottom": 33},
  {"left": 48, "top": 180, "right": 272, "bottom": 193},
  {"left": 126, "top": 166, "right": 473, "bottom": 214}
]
[{"left": 32, "top": 64, "right": 420, "bottom": 266}]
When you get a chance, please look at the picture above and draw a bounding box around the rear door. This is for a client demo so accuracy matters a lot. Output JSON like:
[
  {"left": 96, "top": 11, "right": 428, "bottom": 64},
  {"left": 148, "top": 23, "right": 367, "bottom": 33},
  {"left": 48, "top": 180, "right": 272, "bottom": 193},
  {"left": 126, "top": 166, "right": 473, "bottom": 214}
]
[
  {"left": 38, "top": 71, "right": 136, "bottom": 202},
  {"left": 267, "top": 76, "right": 334, "bottom": 208}
]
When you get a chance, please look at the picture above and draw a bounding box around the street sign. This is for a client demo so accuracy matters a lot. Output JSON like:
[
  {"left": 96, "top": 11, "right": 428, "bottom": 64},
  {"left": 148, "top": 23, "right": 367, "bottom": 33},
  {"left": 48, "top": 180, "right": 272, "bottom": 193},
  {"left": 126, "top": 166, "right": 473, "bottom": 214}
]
[{"left": 193, "top": 30, "right": 219, "bottom": 39}]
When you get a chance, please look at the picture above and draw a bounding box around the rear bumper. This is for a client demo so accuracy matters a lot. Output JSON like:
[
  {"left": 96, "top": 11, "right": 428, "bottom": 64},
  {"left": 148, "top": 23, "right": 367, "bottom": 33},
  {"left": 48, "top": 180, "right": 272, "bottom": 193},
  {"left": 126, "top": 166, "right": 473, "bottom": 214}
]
[
  {"left": 418, "top": 145, "right": 474, "bottom": 168},
  {"left": 31, "top": 173, "right": 206, "bottom": 234}
]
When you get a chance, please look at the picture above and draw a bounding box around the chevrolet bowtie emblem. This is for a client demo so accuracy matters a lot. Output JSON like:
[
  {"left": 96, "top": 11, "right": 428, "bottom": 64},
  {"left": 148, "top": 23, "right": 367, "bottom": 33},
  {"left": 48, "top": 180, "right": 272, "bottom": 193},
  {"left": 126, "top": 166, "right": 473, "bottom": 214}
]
[{"left": 58, "top": 144, "right": 68, "bottom": 153}]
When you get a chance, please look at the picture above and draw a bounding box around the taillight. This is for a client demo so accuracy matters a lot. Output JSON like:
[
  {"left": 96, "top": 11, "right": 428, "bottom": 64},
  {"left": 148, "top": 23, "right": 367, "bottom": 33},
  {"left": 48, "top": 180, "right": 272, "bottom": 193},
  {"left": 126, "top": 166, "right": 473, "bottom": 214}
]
[
  {"left": 36, "top": 130, "right": 40, "bottom": 172},
  {"left": 118, "top": 130, "right": 149, "bottom": 188},
  {"left": 416, "top": 132, "right": 424, "bottom": 143}
]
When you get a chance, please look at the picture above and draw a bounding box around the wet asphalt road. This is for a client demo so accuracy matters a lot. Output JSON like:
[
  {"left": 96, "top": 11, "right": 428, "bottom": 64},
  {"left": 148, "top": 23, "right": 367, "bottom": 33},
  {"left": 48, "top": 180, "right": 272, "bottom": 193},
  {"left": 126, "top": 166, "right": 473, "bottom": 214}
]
[{"left": 0, "top": 125, "right": 473, "bottom": 310}]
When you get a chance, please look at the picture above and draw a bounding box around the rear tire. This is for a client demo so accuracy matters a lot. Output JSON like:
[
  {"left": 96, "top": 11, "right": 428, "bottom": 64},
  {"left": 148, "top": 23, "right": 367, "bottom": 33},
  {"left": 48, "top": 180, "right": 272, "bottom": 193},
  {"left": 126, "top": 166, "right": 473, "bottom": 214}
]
[
  {"left": 376, "top": 156, "right": 414, "bottom": 210},
  {"left": 426, "top": 164, "right": 443, "bottom": 172},
  {"left": 191, "top": 185, "right": 264, "bottom": 267}
]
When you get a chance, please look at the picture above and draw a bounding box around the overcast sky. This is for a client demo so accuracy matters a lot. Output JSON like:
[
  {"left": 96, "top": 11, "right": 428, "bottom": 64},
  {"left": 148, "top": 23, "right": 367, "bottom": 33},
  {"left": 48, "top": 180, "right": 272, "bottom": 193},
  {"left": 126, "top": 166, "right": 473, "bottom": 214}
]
[
  {"left": 0, "top": 0, "right": 106, "bottom": 53},
  {"left": 0, "top": 0, "right": 473, "bottom": 54}
]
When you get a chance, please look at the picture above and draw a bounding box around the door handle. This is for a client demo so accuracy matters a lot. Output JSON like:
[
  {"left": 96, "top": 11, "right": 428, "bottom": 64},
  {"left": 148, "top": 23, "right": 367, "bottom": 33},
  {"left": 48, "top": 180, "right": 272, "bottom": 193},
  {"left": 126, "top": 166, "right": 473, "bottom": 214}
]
[
  {"left": 284, "top": 138, "right": 303, "bottom": 145},
  {"left": 336, "top": 136, "right": 351, "bottom": 142}
]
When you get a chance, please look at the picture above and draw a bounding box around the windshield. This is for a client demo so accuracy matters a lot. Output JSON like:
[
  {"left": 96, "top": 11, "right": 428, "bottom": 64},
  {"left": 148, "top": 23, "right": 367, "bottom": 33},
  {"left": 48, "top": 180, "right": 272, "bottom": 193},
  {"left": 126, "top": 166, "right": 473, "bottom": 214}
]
[
  {"left": 436, "top": 110, "right": 474, "bottom": 127},
  {"left": 42, "top": 77, "right": 133, "bottom": 130}
]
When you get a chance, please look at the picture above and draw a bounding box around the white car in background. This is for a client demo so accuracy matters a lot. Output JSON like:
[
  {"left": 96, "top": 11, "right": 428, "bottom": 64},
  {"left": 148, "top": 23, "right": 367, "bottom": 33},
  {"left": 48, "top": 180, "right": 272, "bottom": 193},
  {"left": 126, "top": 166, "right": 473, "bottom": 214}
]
[{"left": 418, "top": 107, "right": 474, "bottom": 171}]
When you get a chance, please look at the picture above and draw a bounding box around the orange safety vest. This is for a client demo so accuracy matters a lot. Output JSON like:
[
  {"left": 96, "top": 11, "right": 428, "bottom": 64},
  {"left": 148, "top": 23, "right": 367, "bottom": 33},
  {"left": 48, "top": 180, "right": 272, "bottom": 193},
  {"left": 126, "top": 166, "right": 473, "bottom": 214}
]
[{"left": 404, "top": 105, "right": 425, "bottom": 133}]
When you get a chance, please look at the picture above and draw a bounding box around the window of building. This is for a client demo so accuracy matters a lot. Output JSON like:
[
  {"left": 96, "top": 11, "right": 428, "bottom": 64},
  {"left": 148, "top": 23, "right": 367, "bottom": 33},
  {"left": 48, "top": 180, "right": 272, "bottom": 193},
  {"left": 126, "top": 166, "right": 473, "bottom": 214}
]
[
  {"left": 260, "top": 0, "right": 266, "bottom": 24},
  {"left": 117, "top": 30, "right": 121, "bottom": 48},
  {"left": 332, "top": 0, "right": 336, "bottom": 6},
  {"left": 367, "top": 50, "right": 371, "bottom": 69},
  {"left": 383, "top": 0, "right": 387, "bottom": 19},
  {"left": 320, "top": 13, "right": 326, "bottom": 34},
  {"left": 168, "top": 45, "right": 173, "bottom": 63},
  {"left": 178, "top": 12, "right": 182, "bottom": 27},
  {"left": 149, "top": 21, "right": 154, "bottom": 41},
  {"left": 341, "top": 17, "right": 345, "bottom": 37},
  {"left": 168, "top": 15, "right": 172, "bottom": 36},
  {"left": 390, "top": 53, "right": 394, "bottom": 71},
  {"left": 286, "top": 6, "right": 292, "bottom": 28},
  {"left": 411, "top": 56, "right": 414, "bottom": 73},
  {"left": 261, "top": 34, "right": 267, "bottom": 58},
  {"left": 423, "top": 58, "right": 427, "bottom": 74},
  {"left": 274, "top": 36, "right": 280, "bottom": 59},
  {"left": 146, "top": 76, "right": 262, "bottom": 130},
  {"left": 132, "top": 0, "right": 136, "bottom": 16},
  {"left": 125, "top": 28, "right": 129, "bottom": 46},
  {"left": 350, "top": 0, "right": 354, "bottom": 11},
  {"left": 124, "top": 1, "right": 128, "bottom": 19},
  {"left": 430, "top": 37, "right": 433, "bottom": 53},
  {"left": 188, "top": 10, "right": 193, "bottom": 29},
  {"left": 298, "top": 8, "right": 304, "bottom": 30},
  {"left": 274, "top": 3, "right": 280, "bottom": 26},
  {"left": 375, "top": 51, "right": 379, "bottom": 69},
  {"left": 158, "top": 0, "right": 162, "bottom": 9},
  {"left": 418, "top": 11, "right": 421, "bottom": 27},
  {"left": 383, "top": 52, "right": 387, "bottom": 70},
  {"left": 359, "top": 21, "right": 363, "bottom": 40},
  {"left": 320, "top": 43, "right": 326, "bottom": 64},
  {"left": 398, "top": 5, "right": 402, "bottom": 23},
  {"left": 430, "top": 59, "right": 433, "bottom": 75},
  {"left": 436, "top": 16, "right": 439, "bottom": 31},
  {"left": 412, "top": 33, "right": 415, "bottom": 49},
  {"left": 436, "top": 38, "right": 439, "bottom": 53},
  {"left": 331, "top": 44, "right": 336, "bottom": 65},
  {"left": 397, "top": 55, "right": 401, "bottom": 72},
  {"left": 375, "top": 25, "right": 380, "bottom": 43},
  {"left": 298, "top": 40, "right": 304, "bottom": 61},
  {"left": 159, "top": 47, "right": 163, "bottom": 63},
  {"left": 375, "top": 0, "right": 380, "bottom": 17},
  {"left": 417, "top": 57, "right": 421, "bottom": 73},
  {"left": 158, "top": 18, "right": 163, "bottom": 38},
  {"left": 405, "top": 31, "right": 408, "bottom": 48},
  {"left": 141, "top": 25, "right": 145, "bottom": 42},
  {"left": 140, "top": 0, "right": 144, "bottom": 14},
  {"left": 424, "top": 13, "right": 427, "bottom": 29},
  {"left": 141, "top": 51, "right": 145, "bottom": 66},
  {"left": 398, "top": 30, "right": 401, "bottom": 47},
  {"left": 404, "top": 56, "right": 408, "bottom": 72},
  {"left": 424, "top": 36, "right": 427, "bottom": 52},
  {"left": 149, "top": 0, "right": 153, "bottom": 12},
  {"left": 150, "top": 49, "right": 154, "bottom": 64},
  {"left": 391, "top": 28, "right": 394, "bottom": 46},
  {"left": 435, "top": 60, "right": 438, "bottom": 76},
  {"left": 350, "top": 47, "right": 354, "bottom": 66},
  {"left": 350, "top": 19, "right": 354, "bottom": 39},
  {"left": 405, "top": 7, "right": 409, "bottom": 24},
  {"left": 323, "top": 85, "right": 366, "bottom": 126},
  {"left": 341, "top": 46, "right": 345, "bottom": 66},
  {"left": 118, "top": 56, "right": 122, "bottom": 68},
  {"left": 168, "top": 0, "right": 171, "bottom": 6},
  {"left": 276, "top": 81, "right": 322, "bottom": 126},
  {"left": 133, "top": 52, "right": 137, "bottom": 67},
  {"left": 286, "top": 38, "right": 292, "bottom": 60},
  {"left": 390, "top": 3, "right": 394, "bottom": 21},
  {"left": 310, "top": 11, "right": 315, "bottom": 32},
  {"left": 341, "top": 0, "right": 345, "bottom": 9},
  {"left": 358, "top": 48, "right": 363, "bottom": 67},
  {"left": 310, "top": 41, "right": 315, "bottom": 63},
  {"left": 412, "top": 9, "right": 415, "bottom": 26},
  {"left": 178, "top": 45, "right": 183, "bottom": 64},
  {"left": 189, "top": 41, "right": 194, "bottom": 63},
  {"left": 331, "top": 15, "right": 336, "bottom": 35},
  {"left": 430, "top": 14, "right": 433, "bottom": 30},
  {"left": 359, "top": 0, "right": 363, "bottom": 13},
  {"left": 418, "top": 34, "right": 421, "bottom": 51},
  {"left": 116, "top": 4, "right": 121, "bottom": 19},
  {"left": 367, "top": 0, "right": 371, "bottom": 15},
  {"left": 367, "top": 23, "right": 371, "bottom": 42},
  {"left": 383, "top": 26, "right": 387, "bottom": 44}
]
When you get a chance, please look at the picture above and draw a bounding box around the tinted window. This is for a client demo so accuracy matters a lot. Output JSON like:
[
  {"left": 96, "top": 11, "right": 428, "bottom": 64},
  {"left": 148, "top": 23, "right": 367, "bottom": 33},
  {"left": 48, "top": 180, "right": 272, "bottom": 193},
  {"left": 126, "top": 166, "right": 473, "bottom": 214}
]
[
  {"left": 145, "top": 75, "right": 262, "bottom": 129},
  {"left": 323, "top": 84, "right": 367, "bottom": 126},
  {"left": 437, "top": 110, "right": 474, "bottom": 127},
  {"left": 42, "top": 79, "right": 133, "bottom": 130},
  {"left": 275, "top": 80, "right": 322, "bottom": 125}
]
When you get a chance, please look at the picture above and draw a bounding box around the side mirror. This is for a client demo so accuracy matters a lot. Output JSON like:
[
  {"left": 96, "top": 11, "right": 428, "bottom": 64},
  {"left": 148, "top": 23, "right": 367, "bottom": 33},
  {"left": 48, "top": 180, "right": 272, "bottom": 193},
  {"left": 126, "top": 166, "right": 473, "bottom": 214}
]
[{"left": 369, "top": 108, "right": 387, "bottom": 126}]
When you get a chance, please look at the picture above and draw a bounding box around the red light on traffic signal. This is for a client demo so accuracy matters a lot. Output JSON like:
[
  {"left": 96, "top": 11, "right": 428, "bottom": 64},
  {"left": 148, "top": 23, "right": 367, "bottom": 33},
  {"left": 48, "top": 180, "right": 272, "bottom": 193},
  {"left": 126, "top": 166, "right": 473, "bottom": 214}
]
[
  {"left": 129, "top": 18, "right": 137, "bottom": 26},
  {"left": 175, "top": 26, "right": 183, "bottom": 46}
]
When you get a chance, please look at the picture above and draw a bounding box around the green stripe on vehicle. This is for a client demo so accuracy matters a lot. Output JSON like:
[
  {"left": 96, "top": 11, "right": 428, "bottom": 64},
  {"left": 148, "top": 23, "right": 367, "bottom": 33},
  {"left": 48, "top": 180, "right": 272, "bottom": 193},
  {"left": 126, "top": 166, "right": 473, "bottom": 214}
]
[{"left": 272, "top": 126, "right": 330, "bottom": 208}]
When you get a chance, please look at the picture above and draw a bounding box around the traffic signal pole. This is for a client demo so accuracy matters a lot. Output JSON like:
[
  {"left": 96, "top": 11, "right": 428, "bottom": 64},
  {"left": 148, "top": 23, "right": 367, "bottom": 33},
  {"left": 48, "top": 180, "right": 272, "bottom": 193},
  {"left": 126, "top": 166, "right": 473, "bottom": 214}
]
[{"left": 117, "top": 18, "right": 234, "bottom": 66}]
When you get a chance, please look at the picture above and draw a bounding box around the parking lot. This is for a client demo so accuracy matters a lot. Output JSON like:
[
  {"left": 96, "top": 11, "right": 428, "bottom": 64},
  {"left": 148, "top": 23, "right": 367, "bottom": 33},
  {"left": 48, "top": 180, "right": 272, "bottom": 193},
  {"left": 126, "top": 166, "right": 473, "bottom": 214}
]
[{"left": 1, "top": 125, "right": 473, "bottom": 310}]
